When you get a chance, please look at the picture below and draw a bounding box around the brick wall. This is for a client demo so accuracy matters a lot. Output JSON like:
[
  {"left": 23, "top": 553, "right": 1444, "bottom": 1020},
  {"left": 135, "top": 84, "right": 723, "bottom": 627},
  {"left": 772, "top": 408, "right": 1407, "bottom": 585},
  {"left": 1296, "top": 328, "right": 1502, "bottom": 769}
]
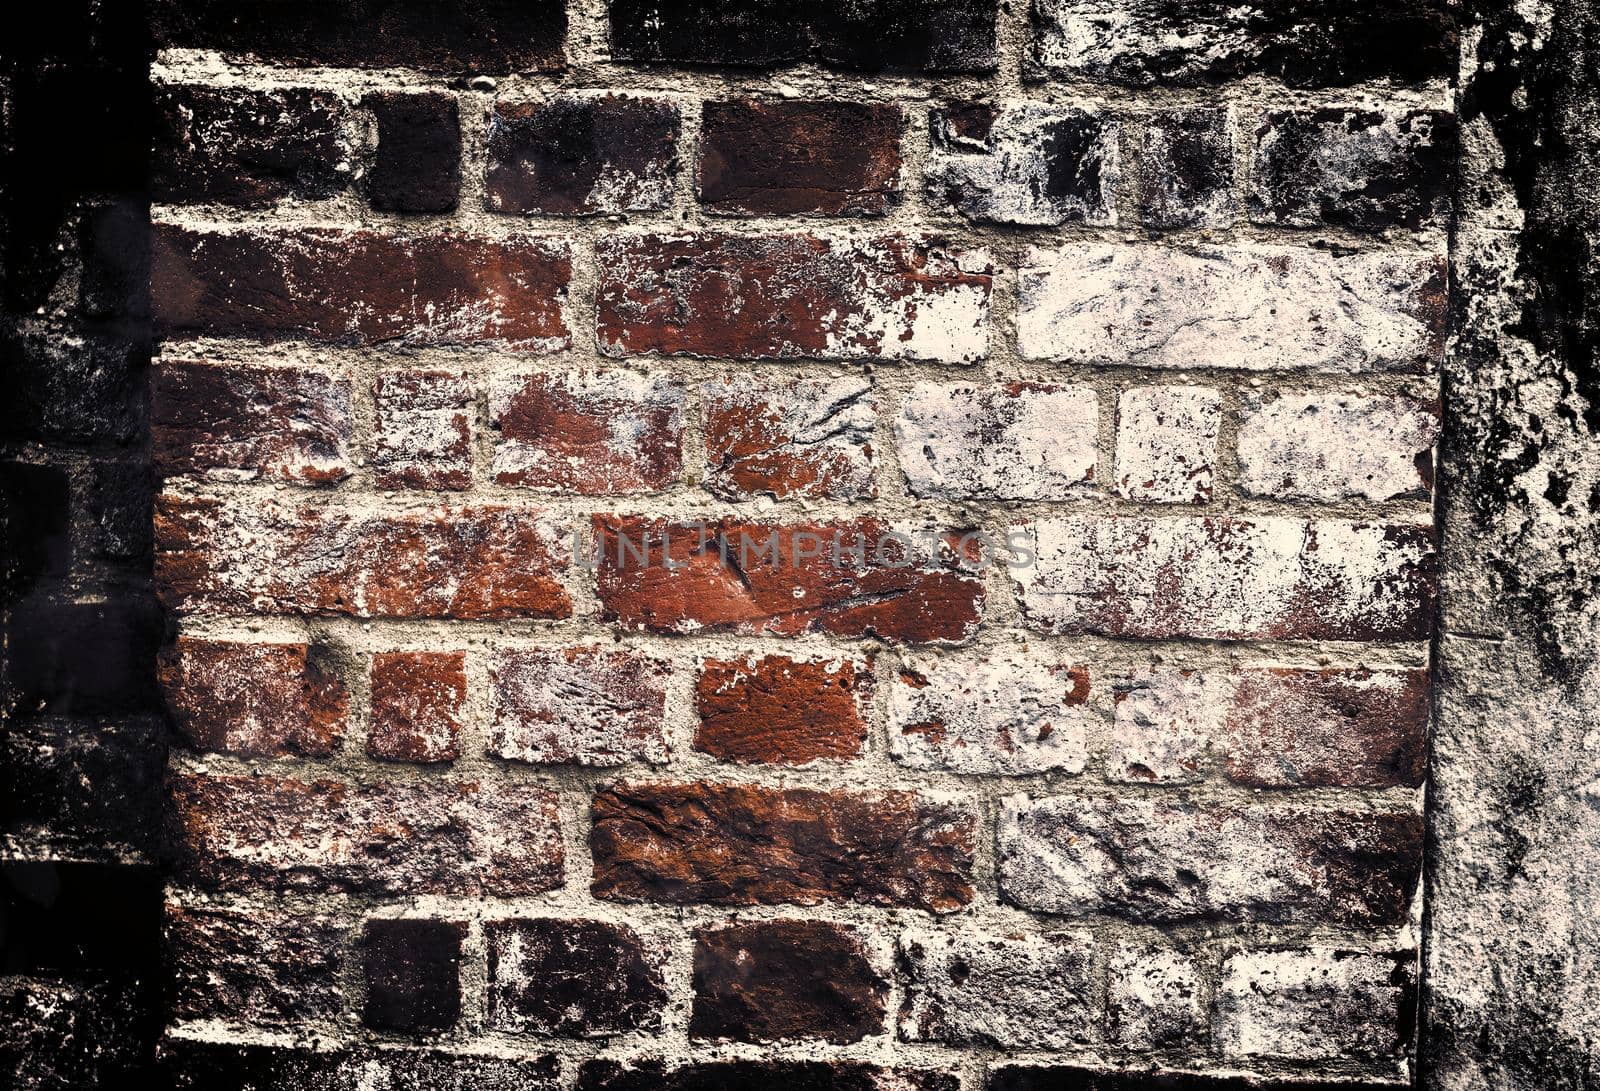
[{"left": 141, "top": 0, "right": 1450, "bottom": 1087}]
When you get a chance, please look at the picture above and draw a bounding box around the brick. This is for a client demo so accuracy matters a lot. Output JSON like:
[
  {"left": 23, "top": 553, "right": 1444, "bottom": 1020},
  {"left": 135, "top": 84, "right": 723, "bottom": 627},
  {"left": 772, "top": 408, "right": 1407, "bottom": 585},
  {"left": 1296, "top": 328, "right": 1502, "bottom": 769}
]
[
  {"left": 1249, "top": 109, "right": 1456, "bottom": 231},
  {"left": 489, "top": 369, "right": 684, "bottom": 493},
  {"left": 168, "top": 772, "right": 564, "bottom": 896},
  {"left": 694, "top": 654, "right": 871, "bottom": 765},
  {"left": 160, "top": 636, "right": 348, "bottom": 760},
  {"left": 485, "top": 94, "right": 679, "bottom": 215},
  {"left": 1107, "top": 667, "right": 1221, "bottom": 784},
  {"left": 363, "top": 91, "right": 461, "bottom": 213},
  {"left": 152, "top": 84, "right": 351, "bottom": 207},
  {"left": 899, "top": 928, "right": 1097, "bottom": 1048},
  {"left": 80, "top": 197, "right": 152, "bottom": 321},
  {"left": 889, "top": 652, "right": 1093, "bottom": 775},
  {"left": 1013, "top": 516, "right": 1436, "bottom": 641},
  {"left": 5, "top": 598, "right": 163, "bottom": 715},
  {"left": 0, "top": 863, "right": 161, "bottom": 976},
  {"left": 592, "top": 781, "right": 977, "bottom": 911},
  {"left": 488, "top": 646, "right": 670, "bottom": 765},
  {"left": 0, "top": 329, "right": 145, "bottom": 444},
  {"left": 1139, "top": 107, "right": 1236, "bottom": 229},
  {"left": 168, "top": 905, "right": 346, "bottom": 1025},
  {"left": 1029, "top": 0, "right": 1457, "bottom": 87},
  {"left": 580, "top": 1060, "right": 959, "bottom": 1091},
  {"left": 152, "top": 224, "right": 571, "bottom": 350},
  {"left": 697, "top": 99, "right": 903, "bottom": 216},
  {"left": 986, "top": 1067, "right": 1393, "bottom": 1091},
  {"left": 90, "top": 460, "right": 155, "bottom": 560},
  {"left": 2, "top": 979, "right": 147, "bottom": 1090},
  {"left": 152, "top": 358, "right": 352, "bottom": 485},
  {"left": 607, "top": 0, "right": 997, "bottom": 72},
  {"left": 371, "top": 369, "right": 475, "bottom": 491},
  {"left": 595, "top": 234, "right": 991, "bottom": 363},
  {"left": 0, "top": 462, "right": 69, "bottom": 603},
  {"left": 998, "top": 794, "right": 1423, "bottom": 925},
  {"left": 926, "top": 102, "right": 1118, "bottom": 226},
  {"left": 150, "top": 0, "right": 568, "bottom": 72},
  {"left": 1017, "top": 244, "right": 1446, "bottom": 372},
  {"left": 3, "top": 719, "right": 165, "bottom": 856},
  {"left": 160, "top": 1042, "right": 562, "bottom": 1091},
  {"left": 1114, "top": 386, "right": 1220, "bottom": 503},
  {"left": 701, "top": 375, "right": 876, "bottom": 501},
  {"left": 362, "top": 918, "right": 466, "bottom": 1034},
  {"left": 896, "top": 381, "right": 1097, "bottom": 500},
  {"left": 692, "top": 920, "right": 885, "bottom": 1043},
  {"left": 487, "top": 918, "right": 667, "bottom": 1036},
  {"left": 368, "top": 650, "right": 466, "bottom": 764},
  {"left": 1237, "top": 393, "right": 1440, "bottom": 501},
  {"left": 592, "top": 516, "right": 986, "bottom": 644},
  {"left": 156, "top": 495, "right": 571, "bottom": 620},
  {"left": 1106, "top": 942, "right": 1207, "bottom": 1051},
  {"left": 1217, "top": 948, "right": 1413, "bottom": 1071}
]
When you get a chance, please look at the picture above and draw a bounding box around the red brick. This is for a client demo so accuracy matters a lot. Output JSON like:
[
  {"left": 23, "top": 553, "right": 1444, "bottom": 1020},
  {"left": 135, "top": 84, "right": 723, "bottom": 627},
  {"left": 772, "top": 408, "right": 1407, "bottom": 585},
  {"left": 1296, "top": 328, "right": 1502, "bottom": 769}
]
[
  {"left": 153, "top": 358, "right": 351, "bottom": 485},
  {"left": 487, "top": 918, "right": 668, "bottom": 1036},
  {"left": 591, "top": 781, "right": 977, "bottom": 911},
  {"left": 361, "top": 918, "right": 466, "bottom": 1034},
  {"left": 368, "top": 650, "right": 466, "bottom": 764},
  {"left": 168, "top": 772, "right": 564, "bottom": 896},
  {"left": 156, "top": 495, "right": 571, "bottom": 620},
  {"left": 486, "top": 94, "right": 680, "bottom": 215},
  {"left": 167, "top": 904, "right": 347, "bottom": 1026},
  {"left": 159, "top": 636, "right": 347, "bottom": 759},
  {"left": 701, "top": 375, "right": 877, "bottom": 501},
  {"left": 370, "top": 369, "right": 475, "bottom": 491},
  {"left": 592, "top": 515, "right": 986, "bottom": 644},
  {"left": 490, "top": 369, "right": 684, "bottom": 493},
  {"left": 152, "top": 223, "right": 571, "bottom": 349},
  {"left": 694, "top": 654, "right": 871, "bottom": 764},
  {"left": 595, "top": 234, "right": 991, "bottom": 363},
  {"left": 488, "top": 646, "right": 670, "bottom": 766},
  {"left": 696, "top": 100, "right": 903, "bottom": 216}
]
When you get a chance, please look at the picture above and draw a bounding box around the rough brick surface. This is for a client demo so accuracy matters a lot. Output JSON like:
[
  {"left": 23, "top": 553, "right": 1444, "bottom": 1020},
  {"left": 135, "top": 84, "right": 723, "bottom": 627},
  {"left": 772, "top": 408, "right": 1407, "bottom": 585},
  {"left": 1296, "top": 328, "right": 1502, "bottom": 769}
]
[
  {"left": 595, "top": 234, "right": 991, "bottom": 363},
  {"left": 168, "top": 905, "right": 347, "bottom": 1025},
  {"left": 1113, "top": 386, "right": 1221, "bottom": 503},
  {"left": 691, "top": 920, "right": 886, "bottom": 1043},
  {"left": 487, "top": 918, "right": 667, "bottom": 1036},
  {"left": 486, "top": 95, "right": 679, "bottom": 215},
  {"left": 4, "top": 720, "right": 165, "bottom": 856},
  {"left": 888, "top": 652, "right": 1093, "bottom": 775},
  {"left": 701, "top": 375, "right": 877, "bottom": 501},
  {"left": 899, "top": 929, "right": 1097, "bottom": 1048},
  {"left": 1237, "top": 393, "right": 1440, "bottom": 501},
  {"left": 363, "top": 91, "right": 462, "bottom": 214},
  {"left": 926, "top": 102, "right": 1118, "bottom": 226},
  {"left": 1107, "top": 942, "right": 1207, "bottom": 1051},
  {"left": 362, "top": 918, "right": 466, "bottom": 1034},
  {"left": 159, "top": 636, "right": 348, "bottom": 759},
  {"left": 697, "top": 100, "right": 902, "bottom": 216},
  {"left": 580, "top": 1060, "right": 959, "bottom": 1091},
  {"left": 895, "top": 381, "right": 1097, "bottom": 500},
  {"left": 371, "top": 369, "right": 476, "bottom": 491},
  {"left": 1018, "top": 244, "right": 1446, "bottom": 372},
  {"left": 488, "top": 646, "right": 671, "bottom": 765},
  {"left": 694, "top": 654, "right": 871, "bottom": 764},
  {"left": 161, "top": 1042, "right": 563, "bottom": 1090},
  {"left": 1139, "top": 107, "right": 1236, "bottom": 229},
  {"left": 591, "top": 781, "right": 977, "bottom": 911},
  {"left": 368, "top": 650, "right": 467, "bottom": 764}
]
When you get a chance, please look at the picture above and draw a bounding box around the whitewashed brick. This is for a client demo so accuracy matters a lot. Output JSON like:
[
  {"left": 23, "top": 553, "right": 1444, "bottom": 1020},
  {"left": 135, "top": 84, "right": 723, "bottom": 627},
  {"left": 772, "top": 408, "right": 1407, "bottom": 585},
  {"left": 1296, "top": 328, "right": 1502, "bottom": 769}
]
[
  {"left": 1108, "top": 942, "right": 1208, "bottom": 1051},
  {"left": 1114, "top": 386, "right": 1220, "bottom": 503},
  {"left": 1238, "top": 393, "right": 1439, "bottom": 500}
]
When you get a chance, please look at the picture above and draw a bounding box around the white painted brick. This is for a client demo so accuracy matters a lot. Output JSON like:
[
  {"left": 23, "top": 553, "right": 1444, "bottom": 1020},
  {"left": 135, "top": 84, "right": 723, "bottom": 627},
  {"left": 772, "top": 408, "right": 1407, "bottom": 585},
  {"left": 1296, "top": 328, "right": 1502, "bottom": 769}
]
[
  {"left": 1108, "top": 667, "right": 1226, "bottom": 783},
  {"left": 1114, "top": 386, "right": 1220, "bottom": 503},
  {"left": 1238, "top": 393, "right": 1439, "bottom": 500},
  {"left": 1108, "top": 942, "right": 1208, "bottom": 1051}
]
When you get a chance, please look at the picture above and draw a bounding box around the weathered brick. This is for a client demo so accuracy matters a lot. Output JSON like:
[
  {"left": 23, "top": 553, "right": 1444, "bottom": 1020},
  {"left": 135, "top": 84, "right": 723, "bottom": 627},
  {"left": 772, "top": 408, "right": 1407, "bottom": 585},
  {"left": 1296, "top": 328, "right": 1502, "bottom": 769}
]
[
  {"left": 152, "top": 224, "right": 571, "bottom": 350},
  {"left": 697, "top": 99, "right": 902, "bottom": 216},
  {"left": 895, "top": 382, "right": 1097, "bottom": 500},
  {"left": 1249, "top": 109, "right": 1456, "bottom": 231},
  {"left": 152, "top": 358, "right": 352, "bottom": 485},
  {"left": 363, "top": 91, "right": 461, "bottom": 213},
  {"left": 3, "top": 719, "right": 165, "bottom": 856},
  {"left": 1107, "top": 942, "right": 1207, "bottom": 1051},
  {"left": 1139, "top": 107, "right": 1235, "bottom": 230},
  {"left": 580, "top": 1060, "right": 959, "bottom": 1091},
  {"left": 160, "top": 636, "right": 348, "bottom": 760},
  {"left": 485, "top": 95, "right": 679, "bottom": 215},
  {"left": 1237, "top": 393, "right": 1439, "bottom": 501},
  {"left": 152, "top": 84, "right": 351, "bottom": 207},
  {"left": 362, "top": 918, "right": 466, "bottom": 1035},
  {"left": 368, "top": 650, "right": 466, "bottom": 764},
  {"left": 607, "top": 0, "right": 998, "bottom": 72},
  {"left": 998, "top": 794, "right": 1423, "bottom": 925},
  {"left": 1114, "top": 386, "right": 1220, "bottom": 503},
  {"left": 926, "top": 102, "right": 1117, "bottom": 226},
  {"left": 168, "top": 772, "right": 564, "bottom": 896},
  {"left": 160, "top": 1041, "right": 563, "bottom": 1091},
  {"left": 592, "top": 781, "right": 977, "bottom": 911},
  {"left": 595, "top": 234, "right": 991, "bottom": 363},
  {"left": 150, "top": 0, "right": 568, "bottom": 72},
  {"left": 694, "top": 654, "right": 871, "bottom": 764},
  {"left": 1217, "top": 948, "right": 1413, "bottom": 1071},
  {"left": 1029, "top": 0, "right": 1457, "bottom": 87},
  {"left": 692, "top": 920, "right": 885, "bottom": 1043},
  {"left": 899, "top": 928, "right": 1097, "bottom": 1048},
  {"left": 156, "top": 496, "right": 571, "bottom": 620},
  {"left": 592, "top": 516, "right": 986, "bottom": 644},
  {"left": 488, "top": 646, "right": 670, "bottom": 765},
  {"left": 1013, "top": 517, "right": 1436, "bottom": 641},
  {"left": 702, "top": 375, "right": 876, "bottom": 501},
  {"left": 1107, "top": 667, "right": 1221, "bottom": 785},
  {"left": 0, "top": 330, "right": 145, "bottom": 445},
  {"left": 487, "top": 918, "right": 667, "bottom": 1036},
  {"left": 889, "top": 652, "right": 1093, "bottom": 775},
  {"left": 371, "top": 369, "right": 475, "bottom": 491},
  {"left": 489, "top": 369, "right": 684, "bottom": 493},
  {"left": 1017, "top": 244, "right": 1446, "bottom": 372},
  {"left": 5, "top": 598, "right": 163, "bottom": 715},
  {"left": 168, "top": 904, "right": 346, "bottom": 1025},
  {"left": 986, "top": 1067, "right": 1389, "bottom": 1091}
]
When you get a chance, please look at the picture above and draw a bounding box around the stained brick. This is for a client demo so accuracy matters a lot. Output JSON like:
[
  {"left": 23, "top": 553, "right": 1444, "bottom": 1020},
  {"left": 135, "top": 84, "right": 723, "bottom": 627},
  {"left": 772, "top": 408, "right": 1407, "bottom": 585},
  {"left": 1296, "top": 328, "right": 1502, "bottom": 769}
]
[
  {"left": 363, "top": 91, "right": 461, "bottom": 213},
  {"left": 371, "top": 369, "right": 475, "bottom": 491},
  {"left": 1237, "top": 393, "right": 1439, "bottom": 501},
  {"left": 362, "top": 918, "right": 466, "bottom": 1034},
  {"left": 168, "top": 905, "right": 346, "bottom": 1026},
  {"left": 694, "top": 654, "right": 871, "bottom": 765},
  {"left": 368, "top": 650, "right": 466, "bottom": 764},
  {"left": 899, "top": 929, "right": 1097, "bottom": 1048},
  {"left": 1139, "top": 107, "right": 1236, "bottom": 229},
  {"left": 487, "top": 918, "right": 667, "bottom": 1036},
  {"left": 1114, "top": 386, "right": 1220, "bottom": 503},
  {"left": 580, "top": 1060, "right": 960, "bottom": 1091},
  {"left": 702, "top": 375, "right": 876, "bottom": 501},
  {"left": 160, "top": 636, "right": 348, "bottom": 760},
  {"left": 488, "top": 646, "right": 670, "bottom": 766},
  {"left": 1107, "top": 942, "right": 1208, "bottom": 1051},
  {"left": 486, "top": 95, "right": 679, "bottom": 215},
  {"left": 160, "top": 1042, "right": 563, "bottom": 1090}
]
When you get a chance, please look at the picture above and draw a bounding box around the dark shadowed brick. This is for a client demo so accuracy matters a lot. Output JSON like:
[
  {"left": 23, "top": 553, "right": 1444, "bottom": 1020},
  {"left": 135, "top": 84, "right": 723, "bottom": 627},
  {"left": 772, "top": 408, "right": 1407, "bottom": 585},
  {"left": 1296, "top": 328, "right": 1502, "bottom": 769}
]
[
  {"left": 1, "top": 862, "right": 161, "bottom": 976},
  {"left": 987, "top": 1066, "right": 1404, "bottom": 1091},
  {"left": 485, "top": 95, "right": 680, "bottom": 215},
  {"left": 363, "top": 91, "right": 462, "bottom": 213},
  {"left": 2, "top": 719, "right": 166, "bottom": 856},
  {"left": 5, "top": 598, "right": 163, "bottom": 716},
  {"left": 168, "top": 904, "right": 347, "bottom": 1025},
  {"left": 486, "top": 918, "right": 667, "bottom": 1036},
  {"left": 362, "top": 918, "right": 466, "bottom": 1035},
  {"left": 580, "top": 1060, "right": 961, "bottom": 1091},
  {"left": 80, "top": 197, "right": 152, "bottom": 320},
  {"left": 90, "top": 461, "right": 155, "bottom": 561},
  {"left": 160, "top": 1041, "right": 563, "bottom": 1090},
  {"left": 0, "top": 329, "right": 145, "bottom": 445},
  {"left": 0, "top": 463, "right": 70, "bottom": 604},
  {"left": 1140, "top": 107, "right": 1236, "bottom": 229}
]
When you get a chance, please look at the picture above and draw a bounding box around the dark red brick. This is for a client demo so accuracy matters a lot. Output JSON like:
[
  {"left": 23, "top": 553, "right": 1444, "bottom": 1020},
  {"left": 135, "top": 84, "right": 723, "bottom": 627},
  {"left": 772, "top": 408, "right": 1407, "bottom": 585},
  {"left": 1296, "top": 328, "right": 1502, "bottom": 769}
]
[
  {"left": 486, "top": 918, "right": 667, "bottom": 1036},
  {"left": 362, "top": 918, "right": 466, "bottom": 1034},
  {"left": 160, "top": 636, "right": 348, "bottom": 759},
  {"left": 701, "top": 375, "right": 877, "bottom": 501},
  {"left": 363, "top": 91, "right": 462, "bottom": 213},
  {"left": 694, "top": 654, "right": 871, "bottom": 764},
  {"left": 168, "top": 904, "right": 347, "bottom": 1025},
  {"left": 368, "top": 650, "right": 466, "bottom": 764}
]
